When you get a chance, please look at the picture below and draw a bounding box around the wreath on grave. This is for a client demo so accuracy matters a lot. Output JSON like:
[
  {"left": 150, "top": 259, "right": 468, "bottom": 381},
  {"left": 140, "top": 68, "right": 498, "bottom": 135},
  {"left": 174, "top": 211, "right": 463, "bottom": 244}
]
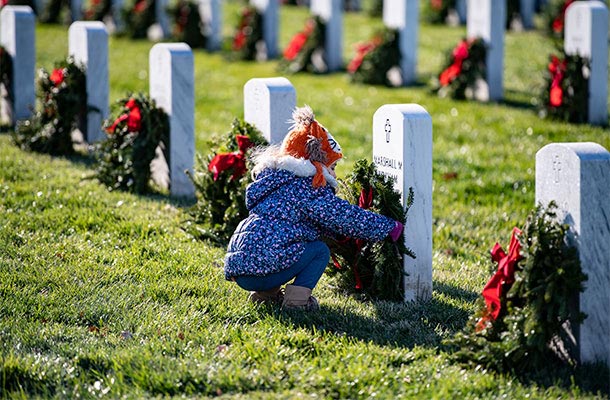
[
  {"left": 433, "top": 37, "right": 486, "bottom": 100},
  {"left": 94, "top": 93, "right": 169, "bottom": 194},
  {"left": 184, "top": 119, "right": 267, "bottom": 245},
  {"left": 168, "top": 0, "right": 207, "bottom": 49},
  {"left": 543, "top": 0, "right": 575, "bottom": 40},
  {"left": 423, "top": 0, "right": 457, "bottom": 24},
  {"left": 11, "top": 57, "right": 87, "bottom": 156},
  {"left": 324, "top": 159, "right": 415, "bottom": 301},
  {"left": 122, "top": 0, "right": 156, "bottom": 39},
  {"left": 231, "top": 5, "right": 264, "bottom": 61},
  {"left": 444, "top": 202, "right": 586, "bottom": 373},
  {"left": 0, "top": 45, "right": 12, "bottom": 116},
  {"left": 279, "top": 16, "right": 327, "bottom": 74},
  {"left": 347, "top": 28, "right": 401, "bottom": 87},
  {"left": 538, "top": 49, "right": 589, "bottom": 124},
  {"left": 40, "top": 0, "right": 71, "bottom": 23},
  {"left": 83, "top": 0, "right": 112, "bottom": 21}
]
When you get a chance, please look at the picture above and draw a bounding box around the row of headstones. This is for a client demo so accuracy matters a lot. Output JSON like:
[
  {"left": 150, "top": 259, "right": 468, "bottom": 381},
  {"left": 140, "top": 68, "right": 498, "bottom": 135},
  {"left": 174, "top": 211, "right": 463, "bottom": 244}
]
[{"left": 1, "top": 3, "right": 608, "bottom": 370}]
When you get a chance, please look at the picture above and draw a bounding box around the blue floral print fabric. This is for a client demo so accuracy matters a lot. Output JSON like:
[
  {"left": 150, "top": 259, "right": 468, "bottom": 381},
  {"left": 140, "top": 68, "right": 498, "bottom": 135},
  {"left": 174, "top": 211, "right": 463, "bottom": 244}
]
[{"left": 224, "top": 167, "right": 396, "bottom": 279}]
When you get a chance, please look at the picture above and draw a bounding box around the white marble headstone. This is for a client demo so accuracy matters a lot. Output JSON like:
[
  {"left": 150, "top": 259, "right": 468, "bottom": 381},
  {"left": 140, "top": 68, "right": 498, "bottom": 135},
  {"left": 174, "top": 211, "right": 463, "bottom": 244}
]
[
  {"left": 0, "top": 6, "right": 35, "bottom": 125},
  {"left": 372, "top": 104, "right": 433, "bottom": 302},
  {"left": 467, "top": 0, "right": 505, "bottom": 101},
  {"left": 149, "top": 43, "right": 195, "bottom": 198},
  {"left": 564, "top": 1, "right": 608, "bottom": 126},
  {"left": 198, "top": 0, "right": 222, "bottom": 51},
  {"left": 310, "top": 0, "right": 343, "bottom": 72},
  {"left": 68, "top": 21, "right": 109, "bottom": 143},
  {"left": 250, "top": 0, "right": 279, "bottom": 59},
  {"left": 536, "top": 142, "right": 610, "bottom": 367},
  {"left": 244, "top": 77, "right": 296, "bottom": 144},
  {"left": 383, "top": 0, "right": 419, "bottom": 85}
]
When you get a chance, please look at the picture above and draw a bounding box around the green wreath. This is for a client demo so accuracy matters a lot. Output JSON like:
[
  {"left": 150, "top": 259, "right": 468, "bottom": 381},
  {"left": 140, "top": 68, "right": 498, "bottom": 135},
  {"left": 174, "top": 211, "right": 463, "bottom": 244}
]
[
  {"left": 184, "top": 119, "right": 267, "bottom": 245},
  {"left": 95, "top": 93, "right": 169, "bottom": 194},
  {"left": 445, "top": 202, "right": 586, "bottom": 373},
  {"left": 538, "top": 49, "right": 589, "bottom": 124},
  {"left": 39, "top": 0, "right": 71, "bottom": 23},
  {"left": 423, "top": 0, "right": 457, "bottom": 24},
  {"left": 325, "top": 159, "right": 415, "bottom": 301},
  {"left": 348, "top": 28, "right": 401, "bottom": 87},
  {"left": 83, "top": 0, "right": 112, "bottom": 21},
  {"left": 122, "top": 0, "right": 156, "bottom": 39},
  {"left": 434, "top": 37, "right": 486, "bottom": 100},
  {"left": 0, "top": 46, "right": 12, "bottom": 125},
  {"left": 279, "top": 16, "right": 326, "bottom": 74},
  {"left": 11, "top": 57, "right": 86, "bottom": 156},
  {"left": 168, "top": 0, "right": 207, "bottom": 49},
  {"left": 231, "top": 5, "right": 264, "bottom": 61}
]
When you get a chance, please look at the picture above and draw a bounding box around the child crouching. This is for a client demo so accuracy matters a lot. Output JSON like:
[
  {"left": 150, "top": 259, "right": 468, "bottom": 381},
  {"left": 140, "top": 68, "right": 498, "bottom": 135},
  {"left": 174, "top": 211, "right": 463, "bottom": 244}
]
[{"left": 224, "top": 106, "right": 403, "bottom": 310}]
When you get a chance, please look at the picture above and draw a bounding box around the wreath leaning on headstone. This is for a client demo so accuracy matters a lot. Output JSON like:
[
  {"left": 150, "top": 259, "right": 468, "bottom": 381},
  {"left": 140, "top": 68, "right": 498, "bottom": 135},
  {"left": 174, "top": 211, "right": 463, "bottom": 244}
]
[
  {"left": 347, "top": 28, "right": 401, "bottom": 87},
  {"left": 94, "top": 93, "right": 169, "bottom": 194},
  {"left": 423, "top": 0, "right": 458, "bottom": 24},
  {"left": 0, "top": 45, "right": 12, "bottom": 124},
  {"left": 433, "top": 37, "right": 486, "bottom": 100},
  {"left": 231, "top": 5, "right": 264, "bottom": 61},
  {"left": 184, "top": 119, "right": 267, "bottom": 245},
  {"left": 543, "top": 0, "right": 575, "bottom": 40},
  {"left": 279, "top": 16, "right": 327, "bottom": 74},
  {"left": 538, "top": 49, "right": 589, "bottom": 124},
  {"left": 325, "top": 159, "right": 415, "bottom": 301},
  {"left": 444, "top": 202, "right": 586, "bottom": 373},
  {"left": 83, "top": 0, "right": 113, "bottom": 22},
  {"left": 11, "top": 57, "right": 86, "bottom": 156},
  {"left": 168, "top": 0, "right": 207, "bottom": 49},
  {"left": 122, "top": 0, "right": 156, "bottom": 39}
]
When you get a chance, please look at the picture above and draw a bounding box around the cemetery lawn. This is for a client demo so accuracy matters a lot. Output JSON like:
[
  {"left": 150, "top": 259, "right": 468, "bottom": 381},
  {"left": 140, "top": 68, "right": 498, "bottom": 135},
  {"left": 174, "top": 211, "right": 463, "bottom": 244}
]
[{"left": 2, "top": 4, "right": 610, "bottom": 399}]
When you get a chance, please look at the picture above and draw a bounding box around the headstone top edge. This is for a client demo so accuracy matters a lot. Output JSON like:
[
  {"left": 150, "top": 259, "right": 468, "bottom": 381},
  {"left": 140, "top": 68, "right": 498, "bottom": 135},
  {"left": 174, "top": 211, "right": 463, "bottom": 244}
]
[
  {"left": 536, "top": 142, "right": 610, "bottom": 160},
  {"left": 566, "top": 0, "right": 608, "bottom": 12},
  {"left": 150, "top": 42, "right": 193, "bottom": 53},
  {"left": 245, "top": 77, "right": 293, "bottom": 86},
  {"left": 0, "top": 5, "right": 35, "bottom": 15},
  {"left": 374, "top": 104, "right": 431, "bottom": 118}
]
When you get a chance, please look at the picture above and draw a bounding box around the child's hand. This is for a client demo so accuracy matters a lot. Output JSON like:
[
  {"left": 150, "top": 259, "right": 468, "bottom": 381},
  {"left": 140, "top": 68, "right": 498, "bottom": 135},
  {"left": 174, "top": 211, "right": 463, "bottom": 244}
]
[{"left": 389, "top": 221, "right": 403, "bottom": 242}]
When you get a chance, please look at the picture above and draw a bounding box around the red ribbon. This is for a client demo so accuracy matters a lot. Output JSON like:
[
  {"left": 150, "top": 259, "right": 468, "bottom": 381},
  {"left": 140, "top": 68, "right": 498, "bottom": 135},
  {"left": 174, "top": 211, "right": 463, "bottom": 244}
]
[
  {"left": 548, "top": 55, "right": 566, "bottom": 108},
  {"left": 107, "top": 98, "right": 142, "bottom": 134},
  {"left": 439, "top": 39, "right": 470, "bottom": 87},
  {"left": 208, "top": 135, "right": 254, "bottom": 181},
  {"left": 283, "top": 19, "right": 315, "bottom": 61},
  {"left": 477, "top": 227, "right": 522, "bottom": 331},
  {"left": 347, "top": 36, "right": 382, "bottom": 74},
  {"left": 50, "top": 68, "right": 65, "bottom": 86}
]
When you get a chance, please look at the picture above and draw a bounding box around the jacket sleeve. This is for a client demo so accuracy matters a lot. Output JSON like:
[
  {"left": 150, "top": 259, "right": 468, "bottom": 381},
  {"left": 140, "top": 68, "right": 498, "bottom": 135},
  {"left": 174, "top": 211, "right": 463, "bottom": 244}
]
[{"left": 303, "top": 186, "right": 396, "bottom": 242}]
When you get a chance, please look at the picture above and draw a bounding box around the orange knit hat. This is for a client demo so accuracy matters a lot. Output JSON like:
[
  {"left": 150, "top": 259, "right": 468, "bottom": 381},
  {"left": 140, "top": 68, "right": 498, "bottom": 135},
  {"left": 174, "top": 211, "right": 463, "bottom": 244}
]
[{"left": 280, "top": 106, "right": 343, "bottom": 187}]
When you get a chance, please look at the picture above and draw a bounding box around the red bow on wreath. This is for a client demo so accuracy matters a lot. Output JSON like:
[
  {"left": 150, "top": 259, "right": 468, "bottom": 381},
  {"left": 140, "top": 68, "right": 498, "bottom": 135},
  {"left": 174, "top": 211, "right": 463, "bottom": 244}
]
[
  {"left": 107, "top": 98, "right": 142, "bottom": 134},
  {"left": 548, "top": 55, "right": 567, "bottom": 107},
  {"left": 347, "top": 36, "right": 382, "bottom": 74},
  {"left": 331, "top": 186, "right": 374, "bottom": 290},
  {"left": 208, "top": 135, "right": 254, "bottom": 181},
  {"left": 439, "top": 39, "right": 470, "bottom": 87},
  {"left": 283, "top": 19, "right": 315, "bottom": 61},
  {"left": 50, "top": 68, "right": 65, "bottom": 86},
  {"left": 477, "top": 227, "right": 522, "bottom": 331}
]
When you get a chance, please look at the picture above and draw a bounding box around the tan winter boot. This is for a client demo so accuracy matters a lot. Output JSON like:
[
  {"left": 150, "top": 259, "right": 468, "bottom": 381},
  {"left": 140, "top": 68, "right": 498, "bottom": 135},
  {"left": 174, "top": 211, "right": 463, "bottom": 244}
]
[
  {"left": 248, "top": 287, "right": 284, "bottom": 305},
  {"left": 282, "top": 285, "right": 319, "bottom": 311}
]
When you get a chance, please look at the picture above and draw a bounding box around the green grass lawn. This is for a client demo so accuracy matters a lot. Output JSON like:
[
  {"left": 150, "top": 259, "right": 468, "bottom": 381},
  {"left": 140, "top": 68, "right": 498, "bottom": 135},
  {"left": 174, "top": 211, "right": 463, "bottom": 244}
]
[{"left": 1, "top": 1, "right": 610, "bottom": 398}]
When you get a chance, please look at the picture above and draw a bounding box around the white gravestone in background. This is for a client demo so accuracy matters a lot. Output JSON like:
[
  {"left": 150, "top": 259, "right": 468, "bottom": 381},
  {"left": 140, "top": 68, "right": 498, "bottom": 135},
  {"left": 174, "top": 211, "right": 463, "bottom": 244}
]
[
  {"left": 536, "top": 142, "right": 610, "bottom": 367},
  {"left": 250, "top": 0, "right": 279, "bottom": 59},
  {"left": 68, "top": 21, "right": 109, "bottom": 143},
  {"left": 467, "top": 0, "right": 505, "bottom": 101},
  {"left": 244, "top": 77, "right": 296, "bottom": 144},
  {"left": 149, "top": 43, "right": 195, "bottom": 198},
  {"left": 564, "top": 1, "right": 608, "bottom": 126},
  {"left": 198, "top": 0, "right": 222, "bottom": 51},
  {"left": 310, "top": 0, "right": 343, "bottom": 72},
  {"left": 372, "top": 104, "right": 433, "bottom": 302},
  {"left": 383, "top": 0, "right": 419, "bottom": 85},
  {"left": 0, "top": 6, "right": 35, "bottom": 125}
]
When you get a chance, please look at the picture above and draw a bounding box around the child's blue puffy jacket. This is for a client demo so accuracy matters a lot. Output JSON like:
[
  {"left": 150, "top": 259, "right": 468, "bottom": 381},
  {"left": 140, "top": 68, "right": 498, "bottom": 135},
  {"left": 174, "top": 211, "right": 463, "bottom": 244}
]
[{"left": 224, "top": 158, "right": 396, "bottom": 279}]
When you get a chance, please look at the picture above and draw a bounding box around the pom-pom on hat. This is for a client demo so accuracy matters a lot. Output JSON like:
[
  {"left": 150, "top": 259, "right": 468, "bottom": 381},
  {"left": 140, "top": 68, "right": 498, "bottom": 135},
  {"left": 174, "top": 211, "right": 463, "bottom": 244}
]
[{"left": 280, "top": 105, "right": 343, "bottom": 187}]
